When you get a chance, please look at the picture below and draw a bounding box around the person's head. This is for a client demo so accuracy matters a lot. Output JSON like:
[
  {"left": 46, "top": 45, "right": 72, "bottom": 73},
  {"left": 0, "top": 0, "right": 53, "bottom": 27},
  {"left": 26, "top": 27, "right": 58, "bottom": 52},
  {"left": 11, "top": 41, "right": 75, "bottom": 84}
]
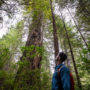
[{"left": 55, "top": 52, "right": 67, "bottom": 65}]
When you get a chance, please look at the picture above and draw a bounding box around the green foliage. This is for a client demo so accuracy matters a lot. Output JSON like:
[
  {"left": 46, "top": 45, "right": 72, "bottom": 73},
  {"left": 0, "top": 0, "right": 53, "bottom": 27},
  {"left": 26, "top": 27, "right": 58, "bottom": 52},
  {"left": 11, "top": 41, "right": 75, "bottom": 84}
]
[
  {"left": 55, "top": 15, "right": 83, "bottom": 50},
  {"left": 79, "top": 46, "right": 90, "bottom": 73},
  {"left": 14, "top": 60, "right": 51, "bottom": 90},
  {"left": 0, "top": 21, "right": 24, "bottom": 48},
  {"left": 13, "top": 44, "right": 51, "bottom": 90},
  {"left": 0, "top": 70, "right": 14, "bottom": 90},
  {"left": 0, "top": 52, "right": 51, "bottom": 90},
  {"left": 0, "top": 0, "right": 4, "bottom": 6},
  {"left": 0, "top": 21, "right": 24, "bottom": 89},
  {"left": 0, "top": 21, "right": 24, "bottom": 69},
  {"left": 21, "top": 45, "right": 44, "bottom": 59},
  {"left": 75, "top": 45, "right": 90, "bottom": 90},
  {"left": 1, "top": 0, "right": 90, "bottom": 90},
  {"left": 23, "top": 0, "right": 51, "bottom": 22},
  {"left": 0, "top": 48, "right": 10, "bottom": 69},
  {"left": 40, "top": 69, "right": 51, "bottom": 90}
]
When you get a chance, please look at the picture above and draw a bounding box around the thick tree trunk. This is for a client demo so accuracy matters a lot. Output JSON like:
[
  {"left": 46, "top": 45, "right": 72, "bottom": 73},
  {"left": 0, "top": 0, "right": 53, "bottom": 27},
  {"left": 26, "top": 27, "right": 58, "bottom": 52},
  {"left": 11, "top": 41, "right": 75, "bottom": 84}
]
[
  {"left": 66, "top": 6, "right": 88, "bottom": 49},
  {"left": 50, "top": 0, "right": 59, "bottom": 60},
  {"left": 13, "top": 13, "right": 43, "bottom": 89},
  {"left": 25, "top": 14, "right": 43, "bottom": 69},
  {"left": 59, "top": 7, "right": 82, "bottom": 89}
]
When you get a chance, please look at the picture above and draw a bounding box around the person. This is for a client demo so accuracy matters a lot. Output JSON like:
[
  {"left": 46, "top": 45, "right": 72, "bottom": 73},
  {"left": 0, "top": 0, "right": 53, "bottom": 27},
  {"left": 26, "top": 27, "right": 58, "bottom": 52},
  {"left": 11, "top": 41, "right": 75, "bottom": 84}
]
[{"left": 52, "top": 52, "right": 70, "bottom": 90}]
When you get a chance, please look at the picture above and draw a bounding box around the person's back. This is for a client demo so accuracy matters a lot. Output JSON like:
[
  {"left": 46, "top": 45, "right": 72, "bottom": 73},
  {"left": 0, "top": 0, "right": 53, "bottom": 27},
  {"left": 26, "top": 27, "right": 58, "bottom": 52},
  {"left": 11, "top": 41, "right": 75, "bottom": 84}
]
[{"left": 52, "top": 52, "right": 71, "bottom": 90}]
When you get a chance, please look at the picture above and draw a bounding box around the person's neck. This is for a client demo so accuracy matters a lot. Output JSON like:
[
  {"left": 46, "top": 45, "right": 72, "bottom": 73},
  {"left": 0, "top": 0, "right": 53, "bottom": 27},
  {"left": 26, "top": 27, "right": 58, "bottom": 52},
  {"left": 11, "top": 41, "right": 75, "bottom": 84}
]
[{"left": 57, "top": 62, "right": 62, "bottom": 66}]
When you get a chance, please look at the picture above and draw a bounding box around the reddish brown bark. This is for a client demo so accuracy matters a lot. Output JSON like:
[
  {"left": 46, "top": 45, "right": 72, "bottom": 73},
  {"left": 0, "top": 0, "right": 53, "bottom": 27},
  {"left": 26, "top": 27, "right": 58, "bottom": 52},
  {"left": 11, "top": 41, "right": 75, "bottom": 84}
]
[
  {"left": 50, "top": 0, "right": 59, "bottom": 60},
  {"left": 13, "top": 13, "right": 43, "bottom": 89}
]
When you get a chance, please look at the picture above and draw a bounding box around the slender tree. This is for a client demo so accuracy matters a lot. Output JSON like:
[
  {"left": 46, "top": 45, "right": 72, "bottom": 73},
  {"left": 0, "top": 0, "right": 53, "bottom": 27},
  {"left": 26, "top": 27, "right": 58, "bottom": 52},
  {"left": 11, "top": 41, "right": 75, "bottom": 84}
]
[
  {"left": 66, "top": 6, "right": 89, "bottom": 49},
  {"left": 50, "top": 0, "right": 59, "bottom": 60},
  {"left": 63, "top": 39, "right": 70, "bottom": 68},
  {"left": 59, "top": 7, "right": 82, "bottom": 89}
]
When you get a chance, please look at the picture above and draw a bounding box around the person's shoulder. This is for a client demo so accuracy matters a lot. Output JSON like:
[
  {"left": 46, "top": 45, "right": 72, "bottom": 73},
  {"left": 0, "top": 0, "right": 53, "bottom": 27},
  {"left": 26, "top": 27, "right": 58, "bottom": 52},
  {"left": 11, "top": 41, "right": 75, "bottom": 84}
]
[{"left": 61, "top": 65, "right": 70, "bottom": 72}]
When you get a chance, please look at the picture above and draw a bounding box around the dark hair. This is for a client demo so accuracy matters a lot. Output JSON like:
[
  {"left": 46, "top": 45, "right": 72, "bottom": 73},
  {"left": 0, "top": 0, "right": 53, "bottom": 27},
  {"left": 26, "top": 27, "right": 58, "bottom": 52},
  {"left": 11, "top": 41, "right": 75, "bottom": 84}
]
[{"left": 59, "top": 52, "right": 67, "bottom": 62}]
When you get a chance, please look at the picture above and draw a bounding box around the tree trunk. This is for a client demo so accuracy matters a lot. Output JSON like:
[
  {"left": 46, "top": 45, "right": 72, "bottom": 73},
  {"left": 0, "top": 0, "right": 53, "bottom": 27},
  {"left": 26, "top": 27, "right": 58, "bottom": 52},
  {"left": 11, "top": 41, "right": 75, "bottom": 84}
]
[
  {"left": 59, "top": 7, "right": 82, "bottom": 89},
  {"left": 66, "top": 6, "right": 88, "bottom": 49},
  {"left": 50, "top": 0, "right": 59, "bottom": 60},
  {"left": 13, "top": 13, "right": 43, "bottom": 89},
  {"left": 63, "top": 40, "right": 70, "bottom": 68}
]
